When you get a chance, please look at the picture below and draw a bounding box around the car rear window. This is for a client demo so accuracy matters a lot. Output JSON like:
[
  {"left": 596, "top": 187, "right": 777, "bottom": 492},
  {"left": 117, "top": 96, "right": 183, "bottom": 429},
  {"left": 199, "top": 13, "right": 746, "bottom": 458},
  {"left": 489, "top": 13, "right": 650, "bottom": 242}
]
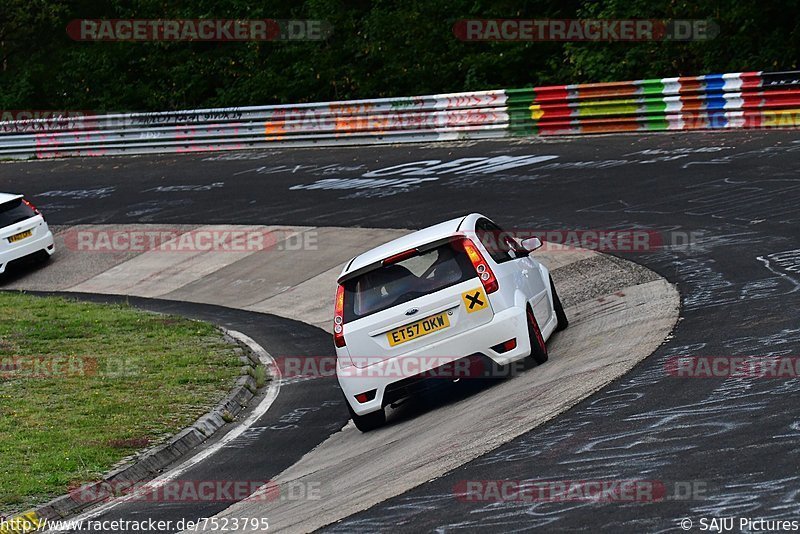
[
  {"left": 343, "top": 240, "right": 476, "bottom": 321},
  {"left": 0, "top": 198, "right": 37, "bottom": 228}
]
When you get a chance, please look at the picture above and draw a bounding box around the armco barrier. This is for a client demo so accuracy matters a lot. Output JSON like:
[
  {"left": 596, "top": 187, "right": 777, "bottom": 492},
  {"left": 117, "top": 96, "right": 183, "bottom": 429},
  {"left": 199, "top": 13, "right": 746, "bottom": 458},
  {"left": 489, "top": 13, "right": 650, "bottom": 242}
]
[
  {"left": 508, "top": 70, "right": 800, "bottom": 135},
  {"left": 0, "top": 92, "right": 511, "bottom": 159},
  {"left": 1, "top": 70, "right": 800, "bottom": 159}
]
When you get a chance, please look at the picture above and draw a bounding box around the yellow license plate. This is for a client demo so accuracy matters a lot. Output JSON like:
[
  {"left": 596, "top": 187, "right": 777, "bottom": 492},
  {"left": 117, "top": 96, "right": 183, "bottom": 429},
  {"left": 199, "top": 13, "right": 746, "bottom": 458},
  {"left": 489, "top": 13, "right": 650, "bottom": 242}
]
[
  {"left": 387, "top": 312, "right": 450, "bottom": 347},
  {"left": 7, "top": 229, "right": 32, "bottom": 243}
]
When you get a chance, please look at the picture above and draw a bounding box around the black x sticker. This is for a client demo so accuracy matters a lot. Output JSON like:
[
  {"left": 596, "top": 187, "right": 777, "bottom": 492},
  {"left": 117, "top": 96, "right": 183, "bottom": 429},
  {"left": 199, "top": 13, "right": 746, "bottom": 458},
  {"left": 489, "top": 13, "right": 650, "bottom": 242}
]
[{"left": 461, "top": 288, "right": 488, "bottom": 313}]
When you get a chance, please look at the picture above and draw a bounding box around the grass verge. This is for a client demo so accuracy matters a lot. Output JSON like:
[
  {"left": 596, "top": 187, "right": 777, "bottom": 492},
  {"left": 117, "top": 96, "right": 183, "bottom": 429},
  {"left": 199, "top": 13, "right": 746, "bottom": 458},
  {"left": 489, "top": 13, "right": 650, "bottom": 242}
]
[{"left": 0, "top": 292, "right": 242, "bottom": 512}]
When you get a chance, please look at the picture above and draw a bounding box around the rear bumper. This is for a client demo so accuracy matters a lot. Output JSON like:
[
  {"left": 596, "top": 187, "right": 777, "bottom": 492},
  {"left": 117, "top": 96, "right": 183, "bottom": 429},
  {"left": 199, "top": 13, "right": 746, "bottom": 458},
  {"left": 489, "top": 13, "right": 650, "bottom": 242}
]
[
  {"left": 338, "top": 305, "right": 531, "bottom": 415},
  {"left": 0, "top": 229, "right": 55, "bottom": 274}
]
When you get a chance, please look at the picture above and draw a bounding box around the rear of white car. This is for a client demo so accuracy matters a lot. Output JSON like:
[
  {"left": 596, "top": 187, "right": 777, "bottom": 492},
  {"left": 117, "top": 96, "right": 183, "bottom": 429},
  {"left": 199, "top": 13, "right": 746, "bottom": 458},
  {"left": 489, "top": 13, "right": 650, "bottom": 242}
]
[
  {"left": 0, "top": 193, "right": 55, "bottom": 274},
  {"left": 335, "top": 214, "right": 565, "bottom": 431}
]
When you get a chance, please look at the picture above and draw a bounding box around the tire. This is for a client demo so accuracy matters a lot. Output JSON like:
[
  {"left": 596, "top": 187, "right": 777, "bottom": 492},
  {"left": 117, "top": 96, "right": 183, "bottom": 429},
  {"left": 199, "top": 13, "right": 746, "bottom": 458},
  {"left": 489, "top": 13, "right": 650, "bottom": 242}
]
[
  {"left": 550, "top": 275, "right": 569, "bottom": 331},
  {"left": 345, "top": 397, "right": 386, "bottom": 432},
  {"left": 526, "top": 306, "right": 548, "bottom": 364}
]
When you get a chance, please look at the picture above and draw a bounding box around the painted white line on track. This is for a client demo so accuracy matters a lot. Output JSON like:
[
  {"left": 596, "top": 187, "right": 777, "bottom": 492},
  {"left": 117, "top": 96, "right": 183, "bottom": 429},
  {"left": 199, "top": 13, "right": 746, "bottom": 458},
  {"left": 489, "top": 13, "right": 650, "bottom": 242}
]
[{"left": 45, "top": 329, "right": 282, "bottom": 531}]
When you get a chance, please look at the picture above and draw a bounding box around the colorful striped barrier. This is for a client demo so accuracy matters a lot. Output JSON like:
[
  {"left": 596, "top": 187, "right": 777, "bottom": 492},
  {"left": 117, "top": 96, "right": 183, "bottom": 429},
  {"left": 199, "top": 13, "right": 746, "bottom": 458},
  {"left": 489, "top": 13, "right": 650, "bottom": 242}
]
[
  {"left": 1, "top": 71, "right": 799, "bottom": 158},
  {"left": 508, "top": 70, "right": 800, "bottom": 135}
]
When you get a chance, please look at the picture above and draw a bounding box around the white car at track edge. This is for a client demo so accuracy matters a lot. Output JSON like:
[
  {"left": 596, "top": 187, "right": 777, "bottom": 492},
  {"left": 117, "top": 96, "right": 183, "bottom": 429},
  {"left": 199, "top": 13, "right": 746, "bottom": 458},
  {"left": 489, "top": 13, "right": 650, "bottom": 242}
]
[
  {"left": 0, "top": 193, "right": 55, "bottom": 274},
  {"left": 333, "top": 213, "right": 568, "bottom": 431}
]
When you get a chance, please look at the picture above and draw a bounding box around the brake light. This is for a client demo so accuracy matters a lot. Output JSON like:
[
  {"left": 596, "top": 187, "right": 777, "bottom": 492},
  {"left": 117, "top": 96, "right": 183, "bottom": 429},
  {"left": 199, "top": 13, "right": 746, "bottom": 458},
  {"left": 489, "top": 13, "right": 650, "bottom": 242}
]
[
  {"left": 459, "top": 238, "right": 499, "bottom": 293},
  {"left": 382, "top": 248, "right": 418, "bottom": 265},
  {"left": 22, "top": 198, "right": 40, "bottom": 215},
  {"left": 334, "top": 284, "right": 346, "bottom": 348}
]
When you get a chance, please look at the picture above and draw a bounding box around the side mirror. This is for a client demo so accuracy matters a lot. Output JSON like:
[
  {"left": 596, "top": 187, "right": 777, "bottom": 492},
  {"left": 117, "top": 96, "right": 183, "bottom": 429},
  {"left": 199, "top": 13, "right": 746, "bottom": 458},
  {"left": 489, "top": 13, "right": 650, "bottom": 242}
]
[{"left": 520, "top": 237, "right": 542, "bottom": 253}]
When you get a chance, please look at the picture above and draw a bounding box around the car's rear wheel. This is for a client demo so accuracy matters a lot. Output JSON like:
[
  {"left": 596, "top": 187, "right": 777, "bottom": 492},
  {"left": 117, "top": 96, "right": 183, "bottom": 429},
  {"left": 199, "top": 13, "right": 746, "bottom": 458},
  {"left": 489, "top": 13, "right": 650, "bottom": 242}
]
[
  {"left": 550, "top": 275, "right": 569, "bottom": 331},
  {"left": 526, "top": 306, "right": 548, "bottom": 364},
  {"left": 345, "top": 398, "right": 386, "bottom": 432}
]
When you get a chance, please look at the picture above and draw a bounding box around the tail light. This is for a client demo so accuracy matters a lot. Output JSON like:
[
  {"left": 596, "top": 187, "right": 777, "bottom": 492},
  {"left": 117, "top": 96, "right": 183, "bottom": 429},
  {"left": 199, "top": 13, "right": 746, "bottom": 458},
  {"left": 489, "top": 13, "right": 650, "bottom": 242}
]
[
  {"left": 22, "top": 198, "right": 40, "bottom": 215},
  {"left": 333, "top": 283, "right": 346, "bottom": 348},
  {"left": 458, "top": 238, "right": 499, "bottom": 294}
]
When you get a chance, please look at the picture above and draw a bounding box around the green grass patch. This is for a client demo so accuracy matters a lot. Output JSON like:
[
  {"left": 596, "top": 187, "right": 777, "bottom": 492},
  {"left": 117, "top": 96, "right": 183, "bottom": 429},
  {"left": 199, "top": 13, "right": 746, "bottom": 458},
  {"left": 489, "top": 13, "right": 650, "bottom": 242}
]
[
  {"left": 249, "top": 364, "right": 268, "bottom": 390},
  {"left": 0, "top": 292, "right": 242, "bottom": 512}
]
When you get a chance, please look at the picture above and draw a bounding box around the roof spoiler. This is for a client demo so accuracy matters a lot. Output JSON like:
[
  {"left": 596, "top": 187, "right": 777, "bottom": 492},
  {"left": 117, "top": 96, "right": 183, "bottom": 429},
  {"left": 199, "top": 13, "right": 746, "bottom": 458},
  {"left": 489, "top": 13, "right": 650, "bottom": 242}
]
[{"left": 337, "top": 235, "right": 462, "bottom": 284}]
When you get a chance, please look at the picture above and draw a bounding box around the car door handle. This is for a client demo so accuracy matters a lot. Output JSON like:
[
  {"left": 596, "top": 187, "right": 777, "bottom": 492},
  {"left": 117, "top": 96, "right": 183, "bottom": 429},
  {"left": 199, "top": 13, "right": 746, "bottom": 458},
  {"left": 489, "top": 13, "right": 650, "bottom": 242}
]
[{"left": 521, "top": 269, "right": 529, "bottom": 277}]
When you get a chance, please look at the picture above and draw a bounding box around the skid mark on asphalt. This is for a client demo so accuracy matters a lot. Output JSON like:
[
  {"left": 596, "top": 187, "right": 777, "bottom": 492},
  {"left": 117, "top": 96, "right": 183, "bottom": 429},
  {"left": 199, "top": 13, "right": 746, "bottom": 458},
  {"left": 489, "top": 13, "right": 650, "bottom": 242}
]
[
  {"left": 327, "top": 313, "right": 800, "bottom": 532},
  {"left": 579, "top": 178, "right": 800, "bottom": 225}
]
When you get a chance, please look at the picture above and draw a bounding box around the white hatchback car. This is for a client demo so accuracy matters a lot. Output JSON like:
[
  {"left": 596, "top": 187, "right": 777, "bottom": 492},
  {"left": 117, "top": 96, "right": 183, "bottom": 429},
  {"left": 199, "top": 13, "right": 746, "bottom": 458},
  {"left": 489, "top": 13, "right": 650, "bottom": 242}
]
[
  {"left": 0, "top": 193, "right": 55, "bottom": 274},
  {"left": 334, "top": 213, "right": 568, "bottom": 431}
]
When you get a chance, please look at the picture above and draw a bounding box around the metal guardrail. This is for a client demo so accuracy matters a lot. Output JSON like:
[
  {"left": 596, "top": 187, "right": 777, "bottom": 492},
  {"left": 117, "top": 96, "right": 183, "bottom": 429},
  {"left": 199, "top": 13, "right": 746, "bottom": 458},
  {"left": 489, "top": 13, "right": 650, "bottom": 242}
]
[
  {"left": 2, "top": 71, "right": 800, "bottom": 159},
  {"left": 508, "top": 70, "right": 800, "bottom": 135},
  {"left": 0, "top": 92, "right": 510, "bottom": 159}
]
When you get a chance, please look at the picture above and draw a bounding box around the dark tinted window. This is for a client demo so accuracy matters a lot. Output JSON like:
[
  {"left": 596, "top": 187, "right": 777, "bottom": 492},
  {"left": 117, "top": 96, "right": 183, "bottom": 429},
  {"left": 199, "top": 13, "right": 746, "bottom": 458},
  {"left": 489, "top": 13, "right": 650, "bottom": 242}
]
[
  {"left": 475, "top": 218, "right": 523, "bottom": 263},
  {"left": 0, "top": 199, "right": 36, "bottom": 228},
  {"left": 344, "top": 241, "right": 475, "bottom": 321}
]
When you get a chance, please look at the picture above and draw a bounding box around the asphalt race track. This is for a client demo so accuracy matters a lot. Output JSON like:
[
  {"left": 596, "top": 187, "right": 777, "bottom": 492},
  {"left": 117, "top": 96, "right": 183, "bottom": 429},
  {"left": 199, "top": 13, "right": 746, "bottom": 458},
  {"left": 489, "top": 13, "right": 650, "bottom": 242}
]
[{"left": 2, "top": 129, "right": 800, "bottom": 532}]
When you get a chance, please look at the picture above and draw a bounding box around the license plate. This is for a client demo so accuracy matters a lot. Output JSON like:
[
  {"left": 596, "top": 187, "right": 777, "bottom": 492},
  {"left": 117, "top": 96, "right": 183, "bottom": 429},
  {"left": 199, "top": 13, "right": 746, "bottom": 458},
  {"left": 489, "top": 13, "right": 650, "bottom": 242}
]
[
  {"left": 7, "top": 229, "right": 32, "bottom": 243},
  {"left": 387, "top": 312, "right": 450, "bottom": 347}
]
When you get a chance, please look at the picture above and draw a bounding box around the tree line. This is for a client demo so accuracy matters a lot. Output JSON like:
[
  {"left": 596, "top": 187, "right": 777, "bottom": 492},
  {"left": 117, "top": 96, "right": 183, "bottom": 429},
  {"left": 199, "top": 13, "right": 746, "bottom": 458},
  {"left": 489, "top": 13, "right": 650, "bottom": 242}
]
[{"left": 1, "top": 0, "right": 798, "bottom": 113}]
